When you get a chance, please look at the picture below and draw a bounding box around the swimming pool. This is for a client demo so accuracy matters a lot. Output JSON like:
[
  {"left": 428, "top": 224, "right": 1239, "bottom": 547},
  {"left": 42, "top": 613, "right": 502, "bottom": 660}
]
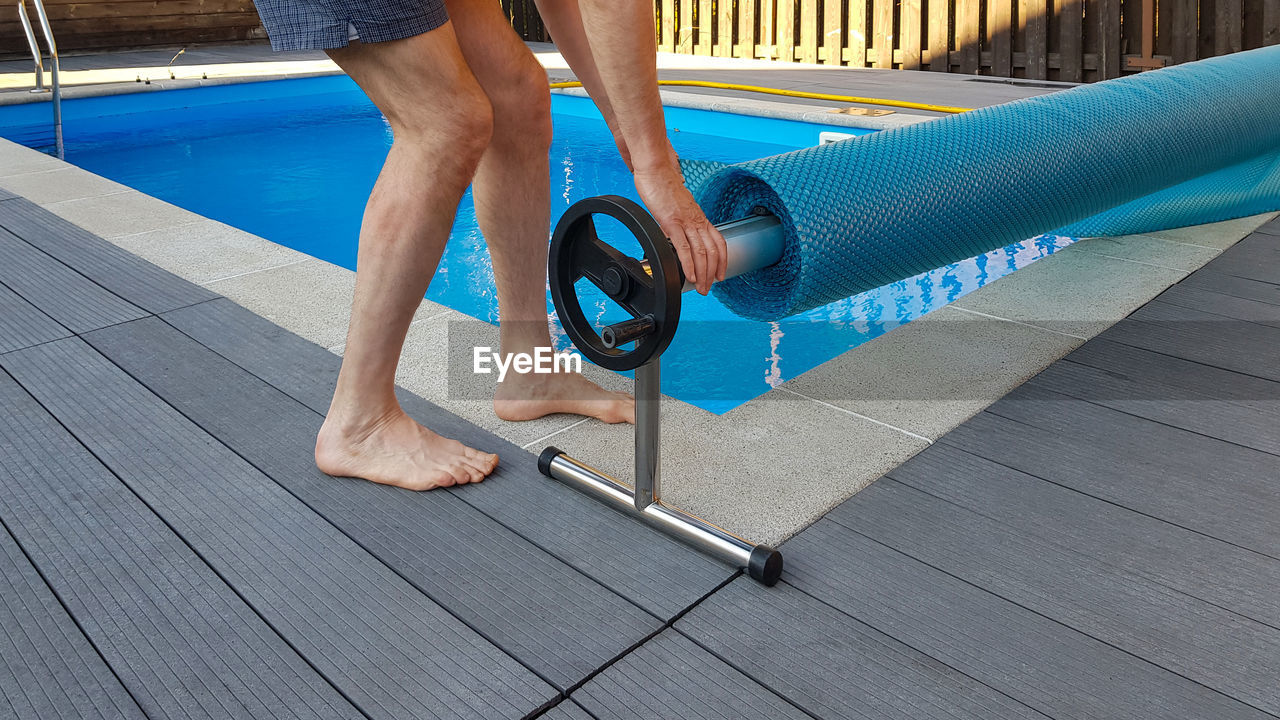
[{"left": 0, "top": 76, "right": 1073, "bottom": 413}]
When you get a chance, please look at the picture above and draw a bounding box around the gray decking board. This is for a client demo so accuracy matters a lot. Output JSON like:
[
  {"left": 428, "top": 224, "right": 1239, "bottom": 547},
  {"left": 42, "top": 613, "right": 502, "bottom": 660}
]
[
  {"left": 566, "top": 630, "right": 809, "bottom": 720},
  {"left": 883, "top": 442, "right": 1280, "bottom": 631},
  {"left": 677, "top": 579, "right": 1049, "bottom": 720},
  {"left": 539, "top": 700, "right": 596, "bottom": 720},
  {"left": 1177, "top": 269, "right": 1280, "bottom": 306},
  {"left": 0, "top": 198, "right": 216, "bottom": 314},
  {"left": 1197, "top": 234, "right": 1280, "bottom": 284},
  {"left": 0, "top": 228, "right": 147, "bottom": 334},
  {"left": 0, "top": 187, "right": 15, "bottom": 201},
  {"left": 0, "top": 525, "right": 146, "bottom": 720},
  {"left": 1156, "top": 283, "right": 1280, "bottom": 329},
  {"left": 943, "top": 393, "right": 1280, "bottom": 558},
  {"left": 0, "top": 338, "right": 557, "bottom": 720},
  {"left": 782, "top": 519, "right": 1272, "bottom": 720},
  {"left": 1098, "top": 300, "right": 1280, "bottom": 384},
  {"left": 0, "top": 282, "right": 70, "bottom": 354},
  {"left": 1024, "top": 356, "right": 1280, "bottom": 456},
  {"left": 161, "top": 298, "right": 735, "bottom": 620},
  {"left": 0, "top": 370, "right": 361, "bottom": 720},
  {"left": 824, "top": 480, "right": 1280, "bottom": 715},
  {"left": 85, "top": 315, "right": 664, "bottom": 691},
  {"left": 1257, "top": 219, "right": 1280, "bottom": 236}
]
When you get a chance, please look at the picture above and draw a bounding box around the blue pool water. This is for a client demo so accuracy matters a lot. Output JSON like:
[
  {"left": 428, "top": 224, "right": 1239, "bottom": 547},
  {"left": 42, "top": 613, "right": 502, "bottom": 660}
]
[{"left": 0, "top": 76, "right": 1073, "bottom": 413}]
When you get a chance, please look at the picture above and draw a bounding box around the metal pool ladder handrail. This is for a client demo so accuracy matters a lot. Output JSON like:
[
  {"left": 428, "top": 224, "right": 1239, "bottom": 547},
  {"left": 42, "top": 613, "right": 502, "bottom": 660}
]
[{"left": 16, "top": 0, "right": 63, "bottom": 158}]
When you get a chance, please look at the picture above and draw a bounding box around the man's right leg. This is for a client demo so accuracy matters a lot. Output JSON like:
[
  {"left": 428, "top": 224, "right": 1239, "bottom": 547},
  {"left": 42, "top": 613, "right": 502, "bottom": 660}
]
[{"left": 314, "top": 25, "right": 500, "bottom": 491}]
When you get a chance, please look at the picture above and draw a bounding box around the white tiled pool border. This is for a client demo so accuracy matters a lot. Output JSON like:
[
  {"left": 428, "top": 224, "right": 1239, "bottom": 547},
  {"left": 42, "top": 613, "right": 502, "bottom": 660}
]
[{"left": 1, "top": 90, "right": 1274, "bottom": 545}]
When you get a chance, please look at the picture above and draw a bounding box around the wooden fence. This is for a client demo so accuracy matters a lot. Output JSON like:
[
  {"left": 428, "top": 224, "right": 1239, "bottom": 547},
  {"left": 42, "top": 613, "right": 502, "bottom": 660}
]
[
  {"left": 510, "top": 0, "right": 1279, "bottom": 81},
  {"left": 1, "top": 0, "right": 265, "bottom": 56}
]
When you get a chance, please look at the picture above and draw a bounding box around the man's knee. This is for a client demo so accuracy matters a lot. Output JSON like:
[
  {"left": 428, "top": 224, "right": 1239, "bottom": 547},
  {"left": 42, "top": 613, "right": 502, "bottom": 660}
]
[
  {"left": 395, "top": 82, "right": 494, "bottom": 165},
  {"left": 490, "top": 58, "right": 552, "bottom": 147}
]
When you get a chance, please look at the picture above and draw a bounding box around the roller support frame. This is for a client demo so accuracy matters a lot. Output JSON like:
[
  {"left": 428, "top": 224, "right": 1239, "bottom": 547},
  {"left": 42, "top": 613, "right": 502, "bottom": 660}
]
[
  {"left": 543, "top": 196, "right": 787, "bottom": 585},
  {"left": 539, "top": 361, "right": 783, "bottom": 586}
]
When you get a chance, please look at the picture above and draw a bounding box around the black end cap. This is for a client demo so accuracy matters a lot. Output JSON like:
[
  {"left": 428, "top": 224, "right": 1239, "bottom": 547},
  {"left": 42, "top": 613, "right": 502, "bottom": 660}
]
[
  {"left": 748, "top": 545, "right": 783, "bottom": 586},
  {"left": 538, "top": 446, "right": 564, "bottom": 477}
]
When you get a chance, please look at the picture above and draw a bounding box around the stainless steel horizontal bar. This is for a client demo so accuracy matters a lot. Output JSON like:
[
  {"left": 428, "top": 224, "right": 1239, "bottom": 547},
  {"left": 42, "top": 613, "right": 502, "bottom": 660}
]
[{"left": 543, "top": 451, "right": 782, "bottom": 584}]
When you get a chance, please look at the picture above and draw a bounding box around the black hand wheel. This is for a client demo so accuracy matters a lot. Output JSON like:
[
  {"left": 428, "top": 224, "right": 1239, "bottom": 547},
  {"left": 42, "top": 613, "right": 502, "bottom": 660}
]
[{"left": 549, "top": 195, "right": 683, "bottom": 372}]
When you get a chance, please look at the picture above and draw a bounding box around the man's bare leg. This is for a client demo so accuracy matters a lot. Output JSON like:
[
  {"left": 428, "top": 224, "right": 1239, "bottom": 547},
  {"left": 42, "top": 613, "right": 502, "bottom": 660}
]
[
  {"left": 314, "top": 26, "right": 500, "bottom": 490},
  {"left": 445, "top": 0, "right": 634, "bottom": 424}
]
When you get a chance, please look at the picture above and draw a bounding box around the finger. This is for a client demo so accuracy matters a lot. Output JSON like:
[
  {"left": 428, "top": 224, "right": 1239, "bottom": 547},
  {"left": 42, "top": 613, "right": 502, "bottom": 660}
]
[
  {"left": 688, "top": 224, "right": 711, "bottom": 295},
  {"left": 697, "top": 222, "right": 725, "bottom": 289},
  {"left": 707, "top": 222, "right": 728, "bottom": 282},
  {"left": 666, "top": 225, "right": 696, "bottom": 286}
]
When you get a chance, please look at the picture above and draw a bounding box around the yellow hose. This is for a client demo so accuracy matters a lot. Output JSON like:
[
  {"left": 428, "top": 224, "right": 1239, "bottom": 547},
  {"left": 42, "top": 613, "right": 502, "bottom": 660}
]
[{"left": 548, "top": 79, "right": 972, "bottom": 114}]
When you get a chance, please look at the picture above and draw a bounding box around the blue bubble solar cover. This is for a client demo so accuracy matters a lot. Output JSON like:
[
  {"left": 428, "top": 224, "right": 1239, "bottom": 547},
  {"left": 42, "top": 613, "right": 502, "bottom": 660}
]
[{"left": 684, "top": 45, "right": 1280, "bottom": 320}]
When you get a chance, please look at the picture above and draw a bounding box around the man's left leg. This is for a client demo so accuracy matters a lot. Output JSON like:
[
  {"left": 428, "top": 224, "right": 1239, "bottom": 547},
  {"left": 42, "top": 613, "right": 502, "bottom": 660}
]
[{"left": 444, "top": 0, "right": 635, "bottom": 424}]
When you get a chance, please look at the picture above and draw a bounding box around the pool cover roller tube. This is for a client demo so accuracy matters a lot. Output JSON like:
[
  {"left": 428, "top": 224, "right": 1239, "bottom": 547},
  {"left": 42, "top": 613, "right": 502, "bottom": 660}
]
[{"left": 685, "top": 45, "right": 1280, "bottom": 321}]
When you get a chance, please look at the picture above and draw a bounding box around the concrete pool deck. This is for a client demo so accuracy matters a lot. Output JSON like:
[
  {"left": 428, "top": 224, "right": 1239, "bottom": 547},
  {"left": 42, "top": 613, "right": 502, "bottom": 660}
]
[{"left": 0, "top": 44, "right": 1276, "bottom": 542}]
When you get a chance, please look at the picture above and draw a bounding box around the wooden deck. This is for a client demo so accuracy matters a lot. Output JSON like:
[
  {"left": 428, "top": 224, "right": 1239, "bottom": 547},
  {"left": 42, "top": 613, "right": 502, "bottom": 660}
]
[{"left": 1, "top": 192, "right": 1278, "bottom": 718}]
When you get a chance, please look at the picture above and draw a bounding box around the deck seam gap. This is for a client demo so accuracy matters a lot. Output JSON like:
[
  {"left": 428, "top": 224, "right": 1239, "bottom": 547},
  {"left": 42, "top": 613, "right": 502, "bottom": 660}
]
[
  {"left": 1096, "top": 322, "right": 1280, "bottom": 387},
  {"left": 0, "top": 471, "right": 153, "bottom": 719},
  {"left": 817, "top": 510, "right": 1280, "bottom": 717},
  {"left": 556, "top": 571, "right": 742, "bottom": 701},
  {"left": 773, "top": 386, "right": 934, "bottom": 443},
  {"left": 199, "top": 258, "right": 308, "bottom": 286},
  {"left": 935, "top": 434, "right": 1280, "bottom": 564},
  {"left": 1127, "top": 232, "right": 1238, "bottom": 252},
  {"left": 0, "top": 345, "right": 381, "bottom": 720},
  {"left": 521, "top": 417, "right": 593, "bottom": 450},
  {"left": 989, "top": 379, "right": 1280, "bottom": 462},
  {"left": 100, "top": 218, "right": 210, "bottom": 242},
  {"left": 1069, "top": 245, "right": 1209, "bottom": 272},
  {"left": 946, "top": 306, "right": 1090, "bottom": 340},
  {"left": 881, "top": 471, "right": 1280, "bottom": 633}
]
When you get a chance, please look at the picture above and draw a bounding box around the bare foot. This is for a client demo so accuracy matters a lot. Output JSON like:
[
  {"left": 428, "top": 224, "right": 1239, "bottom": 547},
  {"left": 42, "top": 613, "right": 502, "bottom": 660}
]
[
  {"left": 315, "top": 407, "right": 499, "bottom": 491},
  {"left": 494, "top": 371, "right": 635, "bottom": 424}
]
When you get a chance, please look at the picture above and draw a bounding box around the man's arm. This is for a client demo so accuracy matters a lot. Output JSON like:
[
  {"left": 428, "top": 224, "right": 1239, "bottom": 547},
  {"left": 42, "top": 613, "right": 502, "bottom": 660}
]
[
  {"left": 536, "top": 0, "right": 727, "bottom": 294},
  {"left": 531, "top": 0, "right": 631, "bottom": 167}
]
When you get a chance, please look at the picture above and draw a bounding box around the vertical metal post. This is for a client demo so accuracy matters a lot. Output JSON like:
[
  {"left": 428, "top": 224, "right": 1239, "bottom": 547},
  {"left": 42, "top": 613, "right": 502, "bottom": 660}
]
[
  {"left": 633, "top": 361, "right": 661, "bottom": 510},
  {"left": 30, "top": 0, "right": 63, "bottom": 159},
  {"left": 17, "top": 1, "right": 45, "bottom": 92}
]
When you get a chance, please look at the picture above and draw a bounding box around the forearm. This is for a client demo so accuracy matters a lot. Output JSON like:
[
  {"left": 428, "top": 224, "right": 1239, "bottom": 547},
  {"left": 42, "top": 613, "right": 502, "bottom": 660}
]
[
  {"left": 532, "top": 0, "right": 631, "bottom": 164},
  {"left": 574, "top": 0, "right": 677, "bottom": 173}
]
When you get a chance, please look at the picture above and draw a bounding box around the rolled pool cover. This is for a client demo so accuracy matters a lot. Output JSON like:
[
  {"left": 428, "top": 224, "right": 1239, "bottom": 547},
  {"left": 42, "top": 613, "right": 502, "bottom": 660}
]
[{"left": 685, "top": 45, "right": 1280, "bottom": 321}]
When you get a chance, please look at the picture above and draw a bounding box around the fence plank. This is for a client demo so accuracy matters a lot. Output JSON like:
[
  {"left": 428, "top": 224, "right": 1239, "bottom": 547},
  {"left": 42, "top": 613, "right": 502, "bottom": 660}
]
[
  {"left": 777, "top": 0, "right": 795, "bottom": 60},
  {"left": 738, "top": 0, "right": 757, "bottom": 57},
  {"left": 927, "top": 0, "right": 949, "bottom": 69},
  {"left": 846, "top": 0, "right": 869, "bottom": 65},
  {"left": 956, "top": 0, "right": 981, "bottom": 72},
  {"left": 1267, "top": 0, "right": 1280, "bottom": 45},
  {"left": 717, "top": 0, "right": 736, "bottom": 55},
  {"left": 824, "top": 0, "right": 844, "bottom": 64},
  {"left": 661, "top": 0, "right": 677, "bottom": 51},
  {"left": 902, "top": 0, "right": 924, "bottom": 69},
  {"left": 1171, "top": 0, "right": 1197, "bottom": 62},
  {"left": 1095, "top": 0, "right": 1121, "bottom": 78},
  {"left": 989, "top": 0, "right": 1013, "bottom": 75},
  {"left": 1021, "top": 0, "right": 1048, "bottom": 77},
  {"left": 679, "top": 0, "right": 694, "bottom": 52},
  {"left": 872, "top": 0, "right": 895, "bottom": 66},
  {"left": 800, "top": 0, "right": 819, "bottom": 61},
  {"left": 696, "top": 0, "right": 713, "bottom": 53},
  {"left": 1058, "top": 0, "right": 1083, "bottom": 80},
  {"left": 1215, "top": 0, "right": 1245, "bottom": 53}
]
